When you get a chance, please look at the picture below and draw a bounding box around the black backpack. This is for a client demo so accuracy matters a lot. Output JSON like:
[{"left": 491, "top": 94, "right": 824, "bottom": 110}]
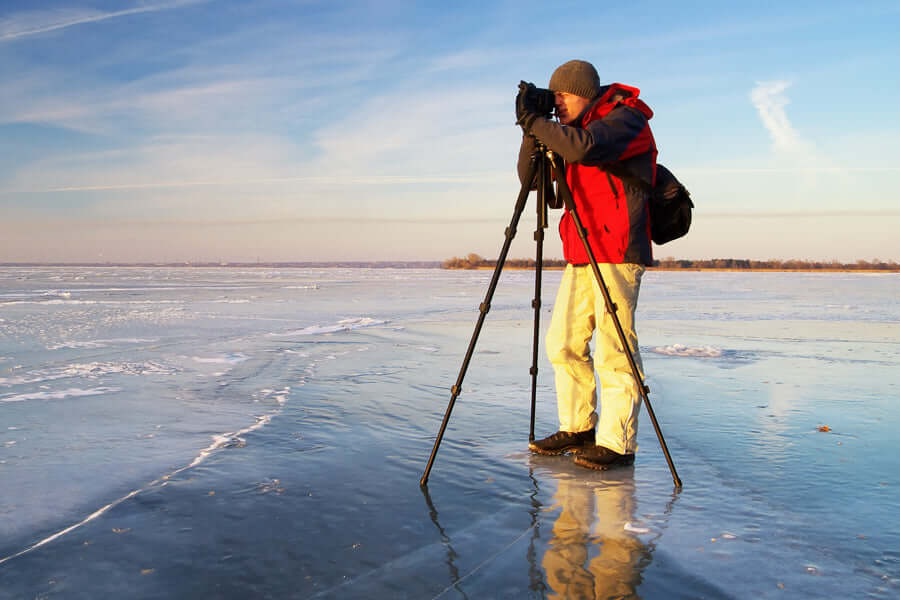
[
  {"left": 598, "top": 162, "right": 693, "bottom": 245},
  {"left": 648, "top": 164, "right": 693, "bottom": 245}
]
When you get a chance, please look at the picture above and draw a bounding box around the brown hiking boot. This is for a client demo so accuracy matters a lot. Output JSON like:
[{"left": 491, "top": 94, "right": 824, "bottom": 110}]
[
  {"left": 529, "top": 429, "right": 595, "bottom": 455},
  {"left": 573, "top": 445, "right": 635, "bottom": 470}
]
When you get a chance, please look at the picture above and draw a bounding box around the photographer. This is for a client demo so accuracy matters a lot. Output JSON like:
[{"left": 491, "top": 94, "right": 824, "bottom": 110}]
[{"left": 516, "top": 60, "right": 657, "bottom": 470}]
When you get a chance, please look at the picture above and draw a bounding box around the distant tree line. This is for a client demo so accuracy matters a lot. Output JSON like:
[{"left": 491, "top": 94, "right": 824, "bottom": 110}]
[
  {"left": 653, "top": 257, "right": 899, "bottom": 271},
  {"left": 442, "top": 254, "right": 563, "bottom": 269},
  {"left": 442, "top": 254, "right": 899, "bottom": 272}
]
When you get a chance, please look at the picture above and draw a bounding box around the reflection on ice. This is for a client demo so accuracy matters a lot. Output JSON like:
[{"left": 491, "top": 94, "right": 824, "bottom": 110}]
[
  {"left": 0, "top": 267, "right": 896, "bottom": 598},
  {"left": 536, "top": 466, "right": 651, "bottom": 599}
]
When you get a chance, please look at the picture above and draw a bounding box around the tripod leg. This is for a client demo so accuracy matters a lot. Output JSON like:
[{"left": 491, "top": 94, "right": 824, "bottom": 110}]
[
  {"left": 549, "top": 157, "right": 683, "bottom": 488},
  {"left": 529, "top": 152, "right": 550, "bottom": 442},
  {"left": 420, "top": 151, "right": 543, "bottom": 487}
]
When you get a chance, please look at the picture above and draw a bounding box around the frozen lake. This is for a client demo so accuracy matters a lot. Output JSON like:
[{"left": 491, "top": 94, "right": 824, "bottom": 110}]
[{"left": 0, "top": 266, "right": 897, "bottom": 598}]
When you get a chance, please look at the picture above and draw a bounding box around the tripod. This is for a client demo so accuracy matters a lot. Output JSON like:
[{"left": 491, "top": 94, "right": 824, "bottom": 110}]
[{"left": 420, "top": 141, "right": 682, "bottom": 488}]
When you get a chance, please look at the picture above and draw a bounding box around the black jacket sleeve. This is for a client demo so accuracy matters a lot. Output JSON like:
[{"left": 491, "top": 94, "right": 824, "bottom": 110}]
[{"left": 527, "top": 106, "right": 648, "bottom": 166}]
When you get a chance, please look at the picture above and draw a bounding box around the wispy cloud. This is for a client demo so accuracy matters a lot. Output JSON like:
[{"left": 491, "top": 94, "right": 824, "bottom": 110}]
[
  {"left": 0, "top": 0, "right": 206, "bottom": 42},
  {"left": 0, "top": 174, "right": 506, "bottom": 195},
  {"left": 750, "top": 80, "right": 803, "bottom": 153}
]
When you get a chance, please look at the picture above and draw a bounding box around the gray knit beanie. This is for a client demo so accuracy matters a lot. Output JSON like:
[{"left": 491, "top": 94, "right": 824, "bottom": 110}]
[{"left": 548, "top": 60, "right": 601, "bottom": 99}]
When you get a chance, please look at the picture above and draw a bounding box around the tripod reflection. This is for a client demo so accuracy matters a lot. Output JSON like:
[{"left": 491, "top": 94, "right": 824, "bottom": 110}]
[
  {"left": 418, "top": 461, "right": 677, "bottom": 597},
  {"left": 420, "top": 485, "right": 470, "bottom": 600}
]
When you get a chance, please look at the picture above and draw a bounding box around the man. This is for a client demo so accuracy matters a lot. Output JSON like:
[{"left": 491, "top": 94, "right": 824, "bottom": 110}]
[{"left": 516, "top": 59, "right": 657, "bottom": 470}]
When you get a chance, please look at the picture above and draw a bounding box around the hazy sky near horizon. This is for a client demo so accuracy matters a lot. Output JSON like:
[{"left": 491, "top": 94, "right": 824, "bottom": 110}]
[{"left": 1, "top": 0, "right": 898, "bottom": 263}]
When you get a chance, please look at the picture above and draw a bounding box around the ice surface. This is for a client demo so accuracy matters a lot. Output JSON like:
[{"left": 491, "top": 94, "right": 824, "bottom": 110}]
[{"left": 0, "top": 267, "right": 897, "bottom": 598}]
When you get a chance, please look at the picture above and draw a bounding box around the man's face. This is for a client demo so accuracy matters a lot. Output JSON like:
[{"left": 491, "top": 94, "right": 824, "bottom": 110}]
[{"left": 554, "top": 91, "right": 592, "bottom": 125}]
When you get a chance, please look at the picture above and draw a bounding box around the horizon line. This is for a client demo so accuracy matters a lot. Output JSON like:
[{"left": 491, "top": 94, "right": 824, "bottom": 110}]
[{"left": 1, "top": 258, "right": 898, "bottom": 268}]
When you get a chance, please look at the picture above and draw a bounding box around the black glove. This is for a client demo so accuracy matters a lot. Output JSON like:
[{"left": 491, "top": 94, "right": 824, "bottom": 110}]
[{"left": 515, "top": 81, "right": 542, "bottom": 133}]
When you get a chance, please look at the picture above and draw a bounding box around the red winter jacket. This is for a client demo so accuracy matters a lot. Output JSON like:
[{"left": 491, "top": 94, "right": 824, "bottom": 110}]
[{"left": 519, "top": 83, "right": 657, "bottom": 265}]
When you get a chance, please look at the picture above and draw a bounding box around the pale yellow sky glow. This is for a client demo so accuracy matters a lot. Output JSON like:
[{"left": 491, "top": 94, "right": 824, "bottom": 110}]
[{"left": 1, "top": 2, "right": 898, "bottom": 263}]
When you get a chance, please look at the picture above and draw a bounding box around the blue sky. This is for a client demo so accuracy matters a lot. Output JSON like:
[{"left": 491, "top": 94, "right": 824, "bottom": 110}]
[{"left": 1, "top": 0, "right": 898, "bottom": 263}]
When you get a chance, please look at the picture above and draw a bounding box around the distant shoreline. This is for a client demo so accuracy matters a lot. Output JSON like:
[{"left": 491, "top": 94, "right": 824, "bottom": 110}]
[
  {"left": 1, "top": 260, "right": 898, "bottom": 273},
  {"left": 0, "top": 261, "right": 442, "bottom": 269},
  {"left": 440, "top": 255, "right": 900, "bottom": 273}
]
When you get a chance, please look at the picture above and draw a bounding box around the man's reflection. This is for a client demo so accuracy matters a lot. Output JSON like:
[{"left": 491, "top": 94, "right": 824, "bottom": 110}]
[{"left": 541, "top": 470, "right": 651, "bottom": 599}]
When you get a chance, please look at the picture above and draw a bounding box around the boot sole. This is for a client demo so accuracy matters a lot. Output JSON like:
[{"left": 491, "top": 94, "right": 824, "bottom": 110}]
[
  {"left": 528, "top": 443, "right": 593, "bottom": 456},
  {"left": 573, "top": 455, "right": 635, "bottom": 471}
]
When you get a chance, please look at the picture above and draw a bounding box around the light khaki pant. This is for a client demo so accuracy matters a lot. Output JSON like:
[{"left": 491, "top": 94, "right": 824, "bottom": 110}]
[{"left": 546, "top": 263, "right": 644, "bottom": 454}]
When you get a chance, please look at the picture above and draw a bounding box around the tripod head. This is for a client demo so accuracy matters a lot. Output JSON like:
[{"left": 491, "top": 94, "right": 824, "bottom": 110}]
[
  {"left": 528, "top": 140, "right": 563, "bottom": 227},
  {"left": 529, "top": 139, "right": 576, "bottom": 215}
]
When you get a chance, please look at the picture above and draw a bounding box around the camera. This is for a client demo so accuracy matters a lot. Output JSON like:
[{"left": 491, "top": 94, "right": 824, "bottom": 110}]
[{"left": 518, "top": 81, "right": 556, "bottom": 118}]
